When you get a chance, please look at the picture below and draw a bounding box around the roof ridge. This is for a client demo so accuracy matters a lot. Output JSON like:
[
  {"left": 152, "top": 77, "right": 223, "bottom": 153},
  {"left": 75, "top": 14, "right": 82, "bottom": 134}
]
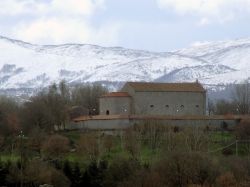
[{"left": 124, "top": 82, "right": 205, "bottom": 92}]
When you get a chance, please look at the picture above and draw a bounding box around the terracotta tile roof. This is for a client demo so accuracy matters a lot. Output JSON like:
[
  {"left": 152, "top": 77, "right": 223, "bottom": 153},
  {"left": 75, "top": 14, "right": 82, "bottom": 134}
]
[
  {"left": 100, "top": 92, "right": 131, "bottom": 98},
  {"left": 125, "top": 82, "right": 206, "bottom": 92}
]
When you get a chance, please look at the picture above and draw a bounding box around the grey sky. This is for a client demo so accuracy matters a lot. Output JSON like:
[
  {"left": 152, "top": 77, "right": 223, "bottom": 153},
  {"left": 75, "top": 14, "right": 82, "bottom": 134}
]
[{"left": 1, "top": 0, "right": 250, "bottom": 51}]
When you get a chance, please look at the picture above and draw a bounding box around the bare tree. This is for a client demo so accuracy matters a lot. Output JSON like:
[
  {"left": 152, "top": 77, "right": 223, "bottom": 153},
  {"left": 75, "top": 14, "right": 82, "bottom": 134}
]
[
  {"left": 183, "top": 126, "right": 209, "bottom": 152},
  {"left": 78, "top": 132, "right": 101, "bottom": 161},
  {"left": 103, "top": 135, "right": 114, "bottom": 153},
  {"left": 0, "top": 96, "right": 20, "bottom": 136},
  {"left": 207, "top": 98, "right": 215, "bottom": 115},
  {"left": 134, "top": 121, "right": 166, "bottom": 152},
  {"left": 71, "top": 83, "right": 108, "bottom": 115},
  {"left": 21, "top": 82, "right": 70, "bottom": 132},
  {"left": 124, "top": 128, "right": 141, "bottom": 159},
  {"left": 0, "top": 135, "right": 4, "bottom": 150},
  {"left": 162, "top": 127, "right": 183, "bottom": 152},
  {"left": 232, "top": 81, "right": 250, "bottom": 114},
  {"left": 215, "top": 100, "right": 237, "bottom": 115}
]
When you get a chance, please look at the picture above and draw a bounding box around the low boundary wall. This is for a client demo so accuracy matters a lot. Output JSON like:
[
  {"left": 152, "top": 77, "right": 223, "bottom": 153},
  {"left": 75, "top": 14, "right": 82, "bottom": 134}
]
[{"left": 65, "top": 115, "right": 245, "bottom": 131}]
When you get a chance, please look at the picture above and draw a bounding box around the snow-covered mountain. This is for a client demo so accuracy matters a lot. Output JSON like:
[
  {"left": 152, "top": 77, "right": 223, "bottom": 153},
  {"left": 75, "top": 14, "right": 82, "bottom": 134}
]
[{"left": 1, "top": 35, "right": 250, "bottom": 96}]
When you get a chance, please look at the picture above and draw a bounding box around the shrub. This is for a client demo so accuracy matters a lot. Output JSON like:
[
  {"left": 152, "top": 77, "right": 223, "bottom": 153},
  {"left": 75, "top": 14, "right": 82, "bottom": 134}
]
[
  {"left": 154, "top": 152, "right": 219, "bottom": 186},
  {"left": 41, "top": 134, "right": 70, "bottom": 158},
  {"left": 235, "top": 119, "right": 250, "bottom": 139},
  {"left": 216, "top": 172, "right": 237, "bottom": 187}
]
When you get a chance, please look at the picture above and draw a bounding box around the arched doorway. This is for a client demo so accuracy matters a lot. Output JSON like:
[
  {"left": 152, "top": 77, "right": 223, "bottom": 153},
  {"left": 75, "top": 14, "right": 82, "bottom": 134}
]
[{"left": 106, "top": 110, "right": 110, "bottom": 115}]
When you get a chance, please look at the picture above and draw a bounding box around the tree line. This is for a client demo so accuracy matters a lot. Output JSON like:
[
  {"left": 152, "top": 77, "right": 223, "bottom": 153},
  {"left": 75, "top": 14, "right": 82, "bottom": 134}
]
[
  {"left": 208, "top": 81, "right": 250, "bottom": 115},
  {"left": 0, "top": 81, "right": 108, "bottom": 136},
  {"left": 1, "top": 80, "right": 250, "bottom": 137}
]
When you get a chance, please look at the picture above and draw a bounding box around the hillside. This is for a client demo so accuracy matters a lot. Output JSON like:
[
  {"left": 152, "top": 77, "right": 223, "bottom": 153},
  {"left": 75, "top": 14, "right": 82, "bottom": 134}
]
[{"left": 1, "top": 36, "right": 250, "bottom": 96}]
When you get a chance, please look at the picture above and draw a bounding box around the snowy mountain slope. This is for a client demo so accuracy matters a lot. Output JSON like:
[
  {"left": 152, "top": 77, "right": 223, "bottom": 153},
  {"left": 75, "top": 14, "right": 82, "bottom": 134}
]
[
  {"left": 0, "top": 35, "right": 250, "bottom": 95},
  {"left": 176, "top": 38, "right": 250, "bottom": 57}
]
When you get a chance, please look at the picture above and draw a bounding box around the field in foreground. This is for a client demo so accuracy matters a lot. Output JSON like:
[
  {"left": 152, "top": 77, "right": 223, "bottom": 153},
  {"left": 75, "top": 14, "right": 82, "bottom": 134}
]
[{"left": 2, "top": 123, "right": 250, "bottom": 186}]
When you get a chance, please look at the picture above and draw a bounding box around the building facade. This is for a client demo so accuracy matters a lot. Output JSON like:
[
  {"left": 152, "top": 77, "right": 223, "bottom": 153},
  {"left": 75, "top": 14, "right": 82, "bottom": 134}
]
[
  {"left": 99, "top": 92, "right": 132, "bottom": 115},
  {"left": 99, "top": 82, "right": 206, "bottom": 116}
]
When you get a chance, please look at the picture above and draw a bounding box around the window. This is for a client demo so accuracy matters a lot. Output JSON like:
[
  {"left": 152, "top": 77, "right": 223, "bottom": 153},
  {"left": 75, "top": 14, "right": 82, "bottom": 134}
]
[
  {"left": 150, "top": 105, "right": 154, "bottom": 108},
  {"left": 166, "top": 105, "right": 169, "bottom": 108},
  {"left": 106, "top": 110, "right": 110, "bottom": 115},
  {"left": 196, "top": 105, "right": 199, "bottom": 108}
]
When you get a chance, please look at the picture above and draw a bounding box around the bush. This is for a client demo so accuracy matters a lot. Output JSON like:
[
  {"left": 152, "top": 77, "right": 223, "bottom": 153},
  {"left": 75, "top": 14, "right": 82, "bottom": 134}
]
[
  {"left": 104, "top": 157, "right": 140, "bottom": 187},
  {"left": 41, "top": 134, "right": 70, "bottom": 158},
  {"left": 222, "top": 147, "right": 234, "bottom": 156},
  {"left": 235, "top": 119, "right": 250, "bottom": 140},
  {"left": 24, "top": 159, "right": 71, "bottom": 187},
  {"left": 216, "top": 172, "right": 237, "bottom": 187},
  {"left": 154, "top": 152, "right": 219, "bottom": 186}
]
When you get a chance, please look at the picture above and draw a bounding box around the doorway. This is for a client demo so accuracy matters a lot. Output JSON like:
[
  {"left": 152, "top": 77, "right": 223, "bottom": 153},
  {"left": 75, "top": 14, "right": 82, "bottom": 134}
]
[{"left": 106, "top": 110, "right": 110, "bottom": 115}]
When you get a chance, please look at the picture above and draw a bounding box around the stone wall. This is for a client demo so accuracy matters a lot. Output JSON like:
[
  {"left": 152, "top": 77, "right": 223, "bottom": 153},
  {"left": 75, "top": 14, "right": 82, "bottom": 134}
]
[
  {"left": 99, "top": 97, "right": 132, "bottom": 115},
  {"left": 132, "top": 91, "right": 206, "bottom": 115},
  {"left": 66, "top": 117, "right": 238, "bottom": 131},
  {"left": 122, "top": 84, "right": 206, "bottom": 116}
]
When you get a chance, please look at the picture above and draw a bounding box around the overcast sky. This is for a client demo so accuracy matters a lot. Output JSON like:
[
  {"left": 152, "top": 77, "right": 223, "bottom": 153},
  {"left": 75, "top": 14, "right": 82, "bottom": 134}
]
[{"left": 1, "top": 0, "right": 250, "bottom": 51}]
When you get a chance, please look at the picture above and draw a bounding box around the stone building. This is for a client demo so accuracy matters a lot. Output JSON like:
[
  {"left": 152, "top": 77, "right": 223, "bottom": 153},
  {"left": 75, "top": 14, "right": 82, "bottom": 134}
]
[
  {"left": 99, "top": 82, "right": 206, "bottom": 116},
  {"left": 99, "top": 92, "right": 132, "bottom": 115}
]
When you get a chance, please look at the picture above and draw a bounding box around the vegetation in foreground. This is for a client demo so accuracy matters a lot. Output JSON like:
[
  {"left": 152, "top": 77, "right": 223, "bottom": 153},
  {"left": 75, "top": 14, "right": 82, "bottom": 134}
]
[
  {"left": 1, "top": 81, "right": 250, "bottom": 186},
  {"left": 0, "top": 121, "right": 250, "bottom": 187}
]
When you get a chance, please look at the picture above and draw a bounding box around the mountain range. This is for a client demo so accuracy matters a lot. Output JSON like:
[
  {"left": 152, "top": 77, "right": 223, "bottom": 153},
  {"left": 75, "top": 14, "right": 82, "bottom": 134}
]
[{"left": 1, "top": 35, "right": 250, "bottom": 98}]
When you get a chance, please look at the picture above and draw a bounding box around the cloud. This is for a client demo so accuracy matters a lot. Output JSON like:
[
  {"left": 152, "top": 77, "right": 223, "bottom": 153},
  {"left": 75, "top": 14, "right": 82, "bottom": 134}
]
[
  {"left": 14, "top": 18, "right": 120, "bottom": 45},
  {"left": 50, "top": 0, "right": 105, "bottom": 16},
  {"left": 1, "top": 0, "right": 119, "bottom": 45},
  {"left": 157, "top": 0, "right": 250, "bottom": 24},
  {"left": 0, "top": 0, "right": 39, "bottom": 15},
  {"left": 0, "top": 0, "right": 105, "bottom": 16}
]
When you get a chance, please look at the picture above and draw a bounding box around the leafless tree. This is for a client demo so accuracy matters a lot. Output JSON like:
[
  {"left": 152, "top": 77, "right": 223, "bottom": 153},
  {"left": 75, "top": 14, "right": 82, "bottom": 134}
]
[
  {"left": 184, "top": 126, "right": 209, "bottom": 152},
  {"left": 162, "top": 127, "right": 184, "bottom": 152},
  {"left": 124, "top": 128, "right": 141, "bottom": 159},
  {"left": 215, "top": 100, "right": 237, "bottom": 115},
  {"left": 135, "top": 120, "right": 166, "bottom": 151},
  {"left": 71, "top": 83, "right": 108, "bottom": 115},
  {"left": 0, "top": 96, "right": 20, "bottom": 136},
  {"left": 0, "top": 135, "right": 4, "bottom": 150},
  {"left": 207, "top": 98, "right": 215, "bottom": 115},
  {"left": 27, "top": 127, "right": 47, "bottom": 154},
  {"left": 232, "top": 81, "right": 250, "bottom": 114},
  {"left": 78, "top": 132, "right": 101, "bottom": 161},
  {"left": 103, "top": 135, "right": 114, "bottom": 153}
]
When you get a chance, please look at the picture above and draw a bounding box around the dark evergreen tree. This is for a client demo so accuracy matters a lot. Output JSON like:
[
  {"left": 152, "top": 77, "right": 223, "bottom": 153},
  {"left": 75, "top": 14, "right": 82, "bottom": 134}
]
[
  {"left": 81, "top": 160, "right": 108, "bottom": 187},
  {"left": 72, "top": 162, "right": 83, "bottom": 187},
  {"left": 63, "top": 160, "right": 73, "bottom": 181},
  {"left": 0, "top": 160, "right": 8, "bottom": 186}
]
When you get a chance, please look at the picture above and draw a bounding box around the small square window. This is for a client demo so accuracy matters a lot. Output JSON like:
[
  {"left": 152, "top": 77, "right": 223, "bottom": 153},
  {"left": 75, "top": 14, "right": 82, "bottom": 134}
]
[
  {"left": 196, "top": 105, "right": 199, "bottom": 108},
  {"left": 166, "top": 105, "right": 169, "bottom": 108},
  {"left": 150, "top": 105, "right": 154, "bottom": 108}
]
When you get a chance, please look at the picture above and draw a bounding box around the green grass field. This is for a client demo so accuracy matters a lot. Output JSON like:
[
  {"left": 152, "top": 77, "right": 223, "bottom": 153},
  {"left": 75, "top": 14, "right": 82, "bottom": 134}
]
[{"left": 2, "top": 130, "right": 250, "bottom": 164}]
